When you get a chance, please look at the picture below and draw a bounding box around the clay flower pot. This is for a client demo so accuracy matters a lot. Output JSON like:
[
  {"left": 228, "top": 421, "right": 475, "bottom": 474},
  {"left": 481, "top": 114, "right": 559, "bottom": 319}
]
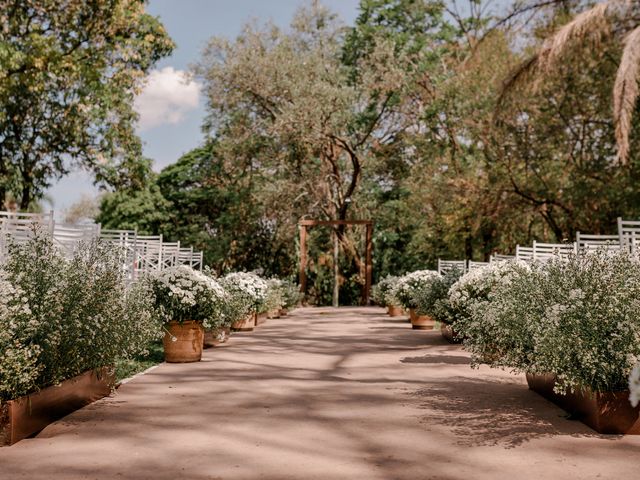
[
  {"left": 256, "top": 312, "right": 268, "bottom": 325},
  {"left": 279, "top": 308, "right": 289, "bottom": 317},
  {"left": 1, "top": 367, "right": 114, "bottom": 446},
  {"left": 526, "top": 373, "right": 640, "bottom": 434},
  {"left": 267, "top": 309, "right": 280, "bottom": 319},
  {"left": 203, "top": 326, "right": 231, "bottom": 348},
  {"left": 387, "top": 305, "right": 404, "bottom": 317},
  {"left": 232, "top": 314, "right": 256, "bottom": 332},
  {"left": 409, "top": 308, "right": 436, "bottom": 330},
  {"left": 163, "top": 320, "right": 204, "bottom": 363}
]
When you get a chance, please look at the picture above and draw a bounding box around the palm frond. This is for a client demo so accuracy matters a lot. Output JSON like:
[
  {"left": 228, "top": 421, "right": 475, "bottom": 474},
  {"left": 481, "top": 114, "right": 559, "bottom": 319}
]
[
  {"left": 613, "top": 25, "right": 640, "bottom": 165},
  {"left": 496, "top": 55, "right": 539, "bottom": 115},
  {"left": 537, "top": 0, "right": 625, "bottom": 70}
]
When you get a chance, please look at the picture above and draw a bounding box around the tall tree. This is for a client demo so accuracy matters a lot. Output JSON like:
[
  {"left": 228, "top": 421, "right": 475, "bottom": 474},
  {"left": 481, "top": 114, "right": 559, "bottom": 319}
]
[
  {"left": 0, "top": 0, "right": 174, "bottom": 210},
  {"left": 196, "top": 2, "right": 424, "bottom": 303}
]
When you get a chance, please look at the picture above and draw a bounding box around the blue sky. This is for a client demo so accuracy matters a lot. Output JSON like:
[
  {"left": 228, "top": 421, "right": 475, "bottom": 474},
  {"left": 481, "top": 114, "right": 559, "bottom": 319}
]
[{"left": 47, "top": 0, "right": 360, "bottom": 218}]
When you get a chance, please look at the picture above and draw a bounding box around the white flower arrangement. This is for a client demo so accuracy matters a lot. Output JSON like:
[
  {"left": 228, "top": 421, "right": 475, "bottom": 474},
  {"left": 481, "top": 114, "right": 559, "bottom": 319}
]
[
  {"left": 150, "top": 265, "right": 228, "bottom": 328},
  {"left": 264, "top": 278, "right": 285, "bottom": 313},
  {"left": 390, "top": 270, "right": 440, "bottom": 310},
  {"left": 371, "top": 275, "right": 400, "bottom": 307},
  {"left": 448, "top": 260, "right": 529, "bottom": 328},
  {"left": 223, "top": 271, "right": 268, "bottom": 309},
  {"left": 414, "top": 268, "right": 464, "bottom": 320}
]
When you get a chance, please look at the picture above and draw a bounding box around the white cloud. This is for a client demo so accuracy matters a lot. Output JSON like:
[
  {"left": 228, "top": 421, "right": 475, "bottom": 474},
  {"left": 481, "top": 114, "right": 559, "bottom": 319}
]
[{"left": 135, "top": 66, "right": 201, "bottom": 131}]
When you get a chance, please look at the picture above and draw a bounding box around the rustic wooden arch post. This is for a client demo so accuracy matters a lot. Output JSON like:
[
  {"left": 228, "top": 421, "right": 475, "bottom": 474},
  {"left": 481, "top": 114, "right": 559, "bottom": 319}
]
[{"left": 298, "top": 219, "right": 373, "bottom": 305}]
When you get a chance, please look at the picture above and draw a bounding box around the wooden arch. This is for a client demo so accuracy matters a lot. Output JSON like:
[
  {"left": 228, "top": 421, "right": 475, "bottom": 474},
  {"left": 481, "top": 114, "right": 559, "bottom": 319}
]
[{"left": 298, "top": 219, "right": 373, "bottom": 305}]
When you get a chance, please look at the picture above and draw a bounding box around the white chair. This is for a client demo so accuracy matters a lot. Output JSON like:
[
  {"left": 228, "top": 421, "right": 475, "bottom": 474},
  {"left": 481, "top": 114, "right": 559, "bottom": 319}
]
[
  {"left": 618, "top": 218, "right": 640, "bottom": 253},
  {"left": 0, "top": 210, "right": 54, "bottom": 261},
  {"left": 576, "top": 232, "right": 620, "bottom": 252},
  {"left": 53, "top": 222, "right": 101, "bottom": 258},
  {"left": 489, "top": 253, "right": 515, "bottom": 263},
  {"left": 437, "top": 259, "right": 467, "bottom": 275},
  {"left": 515, "top": 245, "right": 534, "bottom": 262},
  {"left": 532, "top": 241, "right": 577, "bottom": 261},
  {"left": 468, "top": 260, "right": 489, "bottom": 271},
  {"left": 100, "top": 229, "right": 138, "bottom": 281},
  {"left": 135, "top": 235, "right": 164, "bottom": 275}
]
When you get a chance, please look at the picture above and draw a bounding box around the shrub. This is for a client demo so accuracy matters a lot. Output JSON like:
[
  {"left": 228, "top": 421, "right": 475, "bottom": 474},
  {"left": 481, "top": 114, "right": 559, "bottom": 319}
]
[
  {"left": 465, "top": 251, "right": 640, "bottom": 395},
  {"left": 448, "top": 260, "right": 527, "bottom": 336},
  {"left": 280, "top": 279, "right": 302, "bottom": 309},
  {"left": 414, "top": 268, "right": 464, "bottom": 320},
  {"left": 390, "top": 270, "right": 440, "bottom": 310},
  {"left": 222, "top": 271, "right": 268, "bottom": 316},
  {"left": 0, "top": 231, "right": 159, "bottom": 402},
  {"left": 264, "top": 278, "right": 285, "bottom": 313},
  {"left": 371, "top": 275, "right": 399, "bottom": 307},
  {"left": 149, "top": 266, "right": 228, "bottom": 329}
]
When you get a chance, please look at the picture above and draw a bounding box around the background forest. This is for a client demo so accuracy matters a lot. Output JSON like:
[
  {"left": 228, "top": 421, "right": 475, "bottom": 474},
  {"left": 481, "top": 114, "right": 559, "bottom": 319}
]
[{"left": 6, "top": 0, "right": 640, "bottom": 305}]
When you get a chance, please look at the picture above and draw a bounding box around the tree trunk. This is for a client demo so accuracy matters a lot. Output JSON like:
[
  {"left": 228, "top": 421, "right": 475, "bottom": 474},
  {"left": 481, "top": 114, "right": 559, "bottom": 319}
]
[
  {"left": 332, "top": 228, "right": 339, "bottom": 307},
  {"left": 0, "top": 152, "right": 7, "bottom": 211},
  {"left": 20, "top": 184, "right": 31, "bottom": 211}
]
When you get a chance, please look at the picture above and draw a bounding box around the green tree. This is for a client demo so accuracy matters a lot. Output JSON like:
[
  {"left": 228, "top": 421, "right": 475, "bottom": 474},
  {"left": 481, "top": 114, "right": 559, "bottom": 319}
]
[{"left": 0, "top": 0, "right": 174, "bottom": 210}]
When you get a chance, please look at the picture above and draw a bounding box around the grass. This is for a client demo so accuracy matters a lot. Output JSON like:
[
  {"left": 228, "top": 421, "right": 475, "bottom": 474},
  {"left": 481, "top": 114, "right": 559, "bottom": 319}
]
[{"left": 115, "top": 341, "right": 164, "bottom": 382}]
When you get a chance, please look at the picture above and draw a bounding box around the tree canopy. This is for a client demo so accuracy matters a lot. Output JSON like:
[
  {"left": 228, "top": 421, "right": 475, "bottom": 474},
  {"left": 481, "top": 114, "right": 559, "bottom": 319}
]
[{"left": 0, "top": 0, "right": 173, "bottom": 210}]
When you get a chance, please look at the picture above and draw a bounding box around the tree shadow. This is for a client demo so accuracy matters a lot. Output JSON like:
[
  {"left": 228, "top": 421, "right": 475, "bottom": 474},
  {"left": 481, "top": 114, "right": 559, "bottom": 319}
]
[
  {"left": 401, "top": 354, "right": 470, "bottom": 365},
  {"left": 407, "top": 376, "right": 610, "bottom": 449}
]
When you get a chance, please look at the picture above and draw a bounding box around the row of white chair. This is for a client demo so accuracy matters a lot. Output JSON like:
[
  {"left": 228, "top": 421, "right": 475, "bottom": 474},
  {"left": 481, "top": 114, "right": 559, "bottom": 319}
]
[
  {"left": 437, "top": 259, "right": 490, "bottom": 275},
  {"left": 0, "top": 211, "right": 205, "bottom": 281},
  {"left": 438, "top": 217, "right": 640, "bottom": 271}
]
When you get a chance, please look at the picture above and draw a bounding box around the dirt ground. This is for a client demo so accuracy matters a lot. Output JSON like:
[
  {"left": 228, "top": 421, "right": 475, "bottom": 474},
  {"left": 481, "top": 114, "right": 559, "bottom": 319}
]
[{"left": 1, "top": 307, "right": 638, "bottom": 479}]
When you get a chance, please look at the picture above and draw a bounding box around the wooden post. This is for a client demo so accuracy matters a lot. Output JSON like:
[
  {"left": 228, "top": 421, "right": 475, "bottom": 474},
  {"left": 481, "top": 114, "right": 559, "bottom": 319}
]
[
  {"left": 297, "top": 219, "right": 373, "bottom": 305},
  {"left": 364, "top": 223, "right": 373, "bottom": 305},
  {"left": 299, "top": 225, "right": 307, "bottom": 295},
  {"left": 332, "top": 228, "right": 339, "bottom": 307}
]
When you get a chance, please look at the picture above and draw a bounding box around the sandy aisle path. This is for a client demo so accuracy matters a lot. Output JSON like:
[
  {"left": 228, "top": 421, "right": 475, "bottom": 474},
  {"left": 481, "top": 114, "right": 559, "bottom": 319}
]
[{"left": 0, "top": 307, "right": 638, "bottom": 479}]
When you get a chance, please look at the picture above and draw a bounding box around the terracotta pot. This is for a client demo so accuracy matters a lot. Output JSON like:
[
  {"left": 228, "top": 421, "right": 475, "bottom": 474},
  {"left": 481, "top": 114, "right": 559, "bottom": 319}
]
[
  {"left": 279, "top": 308, "right": 289, "bottom": 317},
  {"left": 256, "top": 312, "right": 268, "bottom": 325},
  {"left": 267, "top": 309, "right": 280, "bottom": 319},
  {"left": 203, "top": 326, "right": 231, "bottom": 348},
  {"left": 409, "top": 308, "right": 436, "bottom": 330},
  {"left": 526, "top": 373, "right": 640, "bottom": 434},
  {"left": 231, "top": 314, "right": 255, "bottom": 332},
  {"left": 1, "top": 367, "right": 115, "bottom": 446},
  {"left": 163, "top": 321, "right": 204, "bottom": 363},
  {"left": 441, "top": 323, "right": 462, "bottom": 343},
  {"left": 387, "top": 305, "right": 404, "bottom": 317}
]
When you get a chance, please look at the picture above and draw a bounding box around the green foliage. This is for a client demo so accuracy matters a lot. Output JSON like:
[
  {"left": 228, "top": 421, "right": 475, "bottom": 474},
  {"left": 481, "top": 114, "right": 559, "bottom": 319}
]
[
  {"left": 115, "top": 341, "right": 164, "bottom": 382},
  {"left": 97, "top": 181, "right": 170, "bottom": 234},
  {"left": 280, "top": 279, "right": 303, "bottom": 310},
  {"left": 343, "top": 0, "right": 455, "bottom": 71},
  {"left": 371, "top": 275, "right": 399, "bottom": 306},
  {"left": 414, "top": 267, "right": 463, "bottom": 319},
  {"left": 0, "top": 230, "right": 160, "bottom": 401},
  {"left": 264, "top": 279, "right": 285, "bottom": 313}
]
